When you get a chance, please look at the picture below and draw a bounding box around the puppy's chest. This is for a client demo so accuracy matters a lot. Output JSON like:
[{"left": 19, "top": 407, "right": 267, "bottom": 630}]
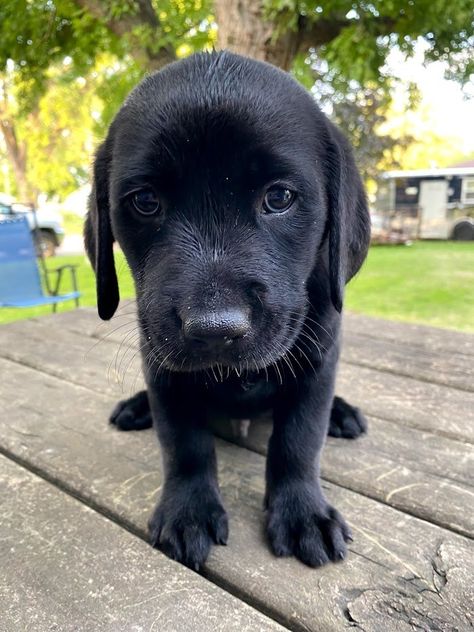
[{"left": 209, "top": 373, "right": 277, "bottom": 418}]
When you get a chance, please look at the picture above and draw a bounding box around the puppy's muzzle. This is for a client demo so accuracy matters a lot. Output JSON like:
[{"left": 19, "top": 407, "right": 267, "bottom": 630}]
[{"left": 181, "top": 308, "right": 251, "bottom": 352}]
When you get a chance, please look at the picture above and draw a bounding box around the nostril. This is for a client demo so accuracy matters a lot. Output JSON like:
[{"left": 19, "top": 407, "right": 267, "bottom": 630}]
[
  {"left": 173, "top": 308, "right": 183, "bottom": 330},
  {"left": 249, "top": 281, "right": 267, "bottom": 298}
]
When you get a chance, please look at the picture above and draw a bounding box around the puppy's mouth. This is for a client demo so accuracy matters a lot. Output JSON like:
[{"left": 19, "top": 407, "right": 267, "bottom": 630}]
[{"left": 142, "top": 307, "right": 306, "bottom": 375}]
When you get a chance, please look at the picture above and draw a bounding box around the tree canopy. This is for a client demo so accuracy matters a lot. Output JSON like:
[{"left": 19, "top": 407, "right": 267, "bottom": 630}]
[{"left": 0, "top": 0, "right": 473, "bottom": 200}]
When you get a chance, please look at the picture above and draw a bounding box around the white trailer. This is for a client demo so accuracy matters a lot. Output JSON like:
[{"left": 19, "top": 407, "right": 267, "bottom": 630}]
[{"left": 375, "top": 167, "right": 474, "bottom": 241}]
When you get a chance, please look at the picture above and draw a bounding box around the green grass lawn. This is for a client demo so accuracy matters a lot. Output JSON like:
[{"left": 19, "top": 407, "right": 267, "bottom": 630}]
[
  {"left": 1, "top": 241, "right": 473, "bottom": 332},
  {"left": 345, "top": 241, "right": 474, "bottom": 332}
]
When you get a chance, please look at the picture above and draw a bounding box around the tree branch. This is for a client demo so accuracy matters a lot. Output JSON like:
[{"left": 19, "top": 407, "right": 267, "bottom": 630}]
[
  {"left": 74, "top": 0, "right": 175, "bottom": 69},
  {"left": 294, "top": 15, "right": 398, "bottom": 54}
]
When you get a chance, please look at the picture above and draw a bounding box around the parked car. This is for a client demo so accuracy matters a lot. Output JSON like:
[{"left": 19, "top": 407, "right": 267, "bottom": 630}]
[{"left": 0, "top": 194, "right": 65, "bottom": 257}]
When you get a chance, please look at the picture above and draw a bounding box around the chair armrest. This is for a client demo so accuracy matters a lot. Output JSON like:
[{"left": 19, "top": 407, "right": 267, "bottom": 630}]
[{"left": 45, "top": 264, "right": 80, "bottom": 274}]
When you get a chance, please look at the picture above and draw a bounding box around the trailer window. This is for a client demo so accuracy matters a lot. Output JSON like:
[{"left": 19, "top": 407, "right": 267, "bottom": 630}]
[{"left": 462, "top": 178, "right": 474, "bottom": 203}]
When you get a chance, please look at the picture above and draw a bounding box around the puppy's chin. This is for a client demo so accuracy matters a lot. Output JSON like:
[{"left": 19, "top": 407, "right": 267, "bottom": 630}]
[{"left": 144, "top": 338, "right": 278, "bottom": 374}]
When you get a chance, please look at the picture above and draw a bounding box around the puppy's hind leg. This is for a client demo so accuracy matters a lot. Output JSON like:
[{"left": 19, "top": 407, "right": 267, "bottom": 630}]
[
  {"left": 109, "top": 390, "right": 153, "bottom": 431},
  {"left": 328, "top": 396, "right": 367, "bottom": 439}
]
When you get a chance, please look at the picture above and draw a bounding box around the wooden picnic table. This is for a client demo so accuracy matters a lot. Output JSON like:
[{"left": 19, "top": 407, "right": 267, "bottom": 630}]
[{"left": 0, "top": 305, "right": 473, "bottom": 631}]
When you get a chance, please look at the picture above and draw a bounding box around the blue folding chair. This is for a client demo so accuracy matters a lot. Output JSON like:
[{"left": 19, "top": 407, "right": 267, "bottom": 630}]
[{"left": 0, "top": 216, "right": 80, "bottom": 311}]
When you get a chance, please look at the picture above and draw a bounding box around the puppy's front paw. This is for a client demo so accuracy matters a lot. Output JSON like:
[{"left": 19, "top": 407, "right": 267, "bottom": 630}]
[
  {"left": 149, "top": 486, "right": 228, "bottom": 569},
  {"left": 266, "top": 485, "right": 352, "bottom": 567},
  {"left": 328, "top": 396, "right": 367, "bottom": 439}
]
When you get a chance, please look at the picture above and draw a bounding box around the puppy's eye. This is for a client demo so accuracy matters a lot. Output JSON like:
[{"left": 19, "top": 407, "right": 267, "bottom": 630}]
[
  {"left": 132, "top": 189, "right": 161, "bottom": 215},
  {"left": 262, "top": 186, "right": 295, "bottom": 214}
]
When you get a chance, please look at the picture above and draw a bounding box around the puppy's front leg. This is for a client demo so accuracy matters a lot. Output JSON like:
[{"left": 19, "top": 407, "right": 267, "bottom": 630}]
[
  {"left": 265, "top": 347, "right": 352, "bottom": 567},
  {"left": 147, "top": 380, "right": 228, "bottom": 569}
]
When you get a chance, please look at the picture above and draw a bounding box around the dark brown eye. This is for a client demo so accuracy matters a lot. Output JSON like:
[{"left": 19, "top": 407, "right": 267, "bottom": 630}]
[
  {"left": 132, "top": 189, "right": 160, "bottom": 215},
  {"left": 262, "top": 186, "right": 295, "bottom": 214}
]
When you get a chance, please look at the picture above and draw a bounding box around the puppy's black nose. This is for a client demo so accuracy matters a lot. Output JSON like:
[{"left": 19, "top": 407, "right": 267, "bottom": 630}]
[{"left": 182, "top": 308, "right": 250, "bottom": 348}]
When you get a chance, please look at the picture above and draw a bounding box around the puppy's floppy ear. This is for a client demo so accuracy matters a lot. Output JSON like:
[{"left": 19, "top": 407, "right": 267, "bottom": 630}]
[
  {"left": 325, "top": 122, "right": 371, "bottom": 313},
  {"left": 84, "top": 142, "right": 119, "bottom": 320}
]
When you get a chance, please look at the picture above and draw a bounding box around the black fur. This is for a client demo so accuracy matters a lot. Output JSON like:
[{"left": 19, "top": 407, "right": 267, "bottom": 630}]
[
  {"left": 109, "top": 390, "right": 367, "bottom": 439},
  {"left": 85, "top": 51, "right": 370, "bottom": 569}
]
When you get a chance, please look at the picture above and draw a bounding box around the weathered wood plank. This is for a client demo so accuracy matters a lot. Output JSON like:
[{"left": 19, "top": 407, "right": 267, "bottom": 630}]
[
  {"left": 0, "top": 317, "right": 144, "bottom": 396},
  {"left": 0, "top": 357, "right": 472, "bottom": 632},
  {"left": 336, "top": 363, "right": 474, "bottom": 444},
  {"left": 345, "top": 539, "right": 474, "bottom": 632},
  {"left": 341, "top": 330, "right": 474, "bottom": 392},
  {"left": 1, "top": 320, "right": 473, "bottom": 536},
  {"left": 36, "top": 302, "right": 139, "bottom": 342},
  {"left": 345, "top": 312, "right": 474, "bottom": 356},
  {"left": 0, "top": 455, "right": 286, "bottom": 632},
  {"left": 335, "top": 414, "right": 474, "bottom": 486}
]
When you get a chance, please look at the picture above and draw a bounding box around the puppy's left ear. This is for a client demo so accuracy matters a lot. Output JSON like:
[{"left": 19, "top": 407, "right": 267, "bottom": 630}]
[
  {"left": 84, "top": 142, "right": 120, "bottom": 320},
  {"left": 325, "top": 122, "right": 371, "bottom": 313}
]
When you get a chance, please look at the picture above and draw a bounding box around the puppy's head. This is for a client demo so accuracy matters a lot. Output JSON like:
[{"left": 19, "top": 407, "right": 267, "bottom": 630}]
[{"left": 85, "top": 52, "right": 369, "bottom": 373}]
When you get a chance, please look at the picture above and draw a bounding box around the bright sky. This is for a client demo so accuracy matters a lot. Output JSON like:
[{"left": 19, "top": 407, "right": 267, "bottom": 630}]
[{"left": 385, "top": 41, "right": 474, "bottom": 156}]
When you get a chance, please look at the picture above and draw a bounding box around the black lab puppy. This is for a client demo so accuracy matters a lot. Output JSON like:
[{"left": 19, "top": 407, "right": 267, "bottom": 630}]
[{"left": 85, "top": 51, "right": 371, "bottom": 570}]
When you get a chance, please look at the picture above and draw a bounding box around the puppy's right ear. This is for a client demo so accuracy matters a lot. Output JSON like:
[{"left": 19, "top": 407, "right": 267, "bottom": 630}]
[
  {"left": 324, "top": 122, "right": 371, "bottom": 313},
  {"left": 84, "top": 143, "right": 119, "bottom": 320}
]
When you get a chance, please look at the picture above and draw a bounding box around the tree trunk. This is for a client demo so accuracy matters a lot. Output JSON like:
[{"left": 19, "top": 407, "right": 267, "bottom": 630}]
[
  {"left": 0, "top": 118, "right": 37, "bottom": 203},
  {"left": 214, "top": 0, "right": 302, "bottom": 70}
]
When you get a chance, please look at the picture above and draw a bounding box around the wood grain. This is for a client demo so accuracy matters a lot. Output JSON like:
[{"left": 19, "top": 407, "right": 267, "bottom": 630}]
[
  {"left": 0, "top": 455, "right": 286, "bottom": 632},
  {"left": 0, "top": 356, "right": 472, "bottom": 631}
]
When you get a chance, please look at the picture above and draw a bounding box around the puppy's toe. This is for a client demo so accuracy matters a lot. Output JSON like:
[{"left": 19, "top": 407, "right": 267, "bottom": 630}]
[
  {"left": 323, "top": 507, "right": 352, "bottom": 561},
  {"left": 328, "top": 396, "right": 367, "bottom": 439},
  {"left": 149, "top": 492, "right": 228, "bottom": 569},
  {"left": 267, "top": 512, "right": 293, "bottom": 558},
  {"left": 109, "top": 391, "right": 153, "bottom": 431},
  {"left": 266, "top": 488, "right": 351, "bottom": 568},
  {"left": 295, "top": 521, "right": 330, "bottom": 567},
  {"left": 208, "top": 505, "right": 229, "bottom": 545}
]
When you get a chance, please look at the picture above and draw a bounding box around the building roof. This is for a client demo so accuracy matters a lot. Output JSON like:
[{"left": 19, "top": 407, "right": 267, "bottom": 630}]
[{"left": 382, "top": 167, "right": 474, "bottom": 179}]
